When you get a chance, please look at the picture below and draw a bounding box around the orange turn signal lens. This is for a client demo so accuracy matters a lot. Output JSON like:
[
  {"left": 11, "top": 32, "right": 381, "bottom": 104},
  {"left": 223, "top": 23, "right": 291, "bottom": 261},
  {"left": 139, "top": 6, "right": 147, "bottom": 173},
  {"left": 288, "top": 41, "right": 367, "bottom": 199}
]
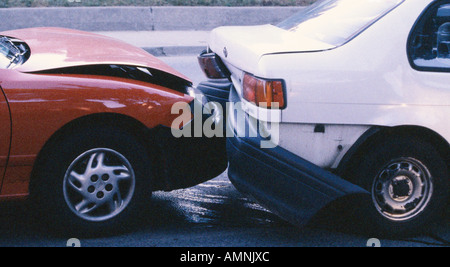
[{"left": 242, "top": 73, "right": 285, "bottom": 109}]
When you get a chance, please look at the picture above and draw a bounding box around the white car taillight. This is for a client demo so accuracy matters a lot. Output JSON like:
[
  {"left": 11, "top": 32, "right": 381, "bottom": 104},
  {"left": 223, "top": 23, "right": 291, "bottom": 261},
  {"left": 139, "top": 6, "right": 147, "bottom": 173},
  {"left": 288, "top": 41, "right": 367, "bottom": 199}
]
[
  {"left": 197, "top": 51, "right": 230, "bottom": 79},
  {"left": 243, "top": 73, "right": 286, "bottom": 109}
]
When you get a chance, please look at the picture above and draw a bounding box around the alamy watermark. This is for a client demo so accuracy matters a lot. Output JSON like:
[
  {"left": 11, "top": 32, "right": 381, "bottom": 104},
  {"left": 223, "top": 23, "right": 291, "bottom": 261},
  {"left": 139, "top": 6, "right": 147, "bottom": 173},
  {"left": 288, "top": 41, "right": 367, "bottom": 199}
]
[
  {"left": 170, "top": 94, "right": 280, "bottom": 149},
  {"left": 366, "top": 238, "right": 381, "bottom": 247},
  {"left": 66, "top": 238, "right": 81, "bottom": 247}
]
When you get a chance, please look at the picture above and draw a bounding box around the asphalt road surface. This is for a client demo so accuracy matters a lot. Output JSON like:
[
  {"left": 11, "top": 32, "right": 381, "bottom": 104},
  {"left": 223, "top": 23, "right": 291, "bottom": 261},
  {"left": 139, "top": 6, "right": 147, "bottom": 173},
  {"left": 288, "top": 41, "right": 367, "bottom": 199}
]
[{"left": 0, "top": 56, "right": 448, "bottom": 247}]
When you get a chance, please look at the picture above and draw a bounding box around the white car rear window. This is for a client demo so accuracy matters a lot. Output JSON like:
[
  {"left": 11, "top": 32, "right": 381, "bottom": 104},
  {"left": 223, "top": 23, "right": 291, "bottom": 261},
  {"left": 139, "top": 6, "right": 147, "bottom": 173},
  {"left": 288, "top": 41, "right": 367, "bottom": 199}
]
[{"left": 278, "top": 0, "right": 404, "bottom": 46}]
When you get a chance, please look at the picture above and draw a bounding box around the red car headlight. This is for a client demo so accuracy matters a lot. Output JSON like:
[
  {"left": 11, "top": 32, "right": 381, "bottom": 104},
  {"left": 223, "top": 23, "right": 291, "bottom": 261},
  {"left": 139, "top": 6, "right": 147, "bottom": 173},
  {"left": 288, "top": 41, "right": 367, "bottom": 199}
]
[{"left": 243, "top": 73, "right": 286, "bottom": 109}]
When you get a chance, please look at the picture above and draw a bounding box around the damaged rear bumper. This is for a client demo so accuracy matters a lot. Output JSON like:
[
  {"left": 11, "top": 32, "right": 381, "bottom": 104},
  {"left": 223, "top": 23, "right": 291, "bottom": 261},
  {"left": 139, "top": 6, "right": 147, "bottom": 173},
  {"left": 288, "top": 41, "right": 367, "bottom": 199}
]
[{"left": 226, "top": 87, "right": 369, "bottom": 227}]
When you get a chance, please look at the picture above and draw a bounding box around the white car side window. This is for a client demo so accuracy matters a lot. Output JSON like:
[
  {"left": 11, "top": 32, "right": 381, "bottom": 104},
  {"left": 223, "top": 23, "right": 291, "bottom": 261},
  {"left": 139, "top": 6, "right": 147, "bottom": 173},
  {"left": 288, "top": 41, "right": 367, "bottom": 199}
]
[{"left": 409, "top": 2, "right": 450, "bottom": 70}]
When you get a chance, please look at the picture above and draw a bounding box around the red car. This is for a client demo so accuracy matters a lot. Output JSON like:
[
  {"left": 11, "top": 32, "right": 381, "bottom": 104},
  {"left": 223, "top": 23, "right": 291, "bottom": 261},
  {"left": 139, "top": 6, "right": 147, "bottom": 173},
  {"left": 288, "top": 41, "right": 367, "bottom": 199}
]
[{"left": 0, "top": 27, "right": 226, "bottom": 232}]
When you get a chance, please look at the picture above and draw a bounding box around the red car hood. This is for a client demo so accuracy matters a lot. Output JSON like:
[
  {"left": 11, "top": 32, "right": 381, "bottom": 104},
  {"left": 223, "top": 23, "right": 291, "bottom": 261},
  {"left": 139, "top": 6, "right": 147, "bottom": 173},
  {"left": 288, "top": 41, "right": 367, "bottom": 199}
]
[{"left": 1, "top": 27, "right": 191, "bottom": 82}]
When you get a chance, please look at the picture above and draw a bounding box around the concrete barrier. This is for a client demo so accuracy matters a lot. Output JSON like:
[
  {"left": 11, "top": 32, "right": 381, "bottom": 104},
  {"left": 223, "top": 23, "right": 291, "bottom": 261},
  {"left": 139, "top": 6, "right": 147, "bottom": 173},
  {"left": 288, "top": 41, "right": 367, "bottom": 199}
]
[{"left": 0, "top": 6, "right": 303, "bottom": 32}]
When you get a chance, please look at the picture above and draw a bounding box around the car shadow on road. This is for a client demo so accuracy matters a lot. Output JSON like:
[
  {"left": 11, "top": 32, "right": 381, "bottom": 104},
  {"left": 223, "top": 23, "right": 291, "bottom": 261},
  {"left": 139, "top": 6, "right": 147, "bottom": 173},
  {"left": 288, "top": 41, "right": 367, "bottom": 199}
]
[
  {"left": 0, "top": 175, "right": 447, "bottom": 246},
  {"left": 307, "top": 194, "right": 450, "bottom": 246},
  {"left": 0, "top": 200, "right": 48, "bottom": 245}
]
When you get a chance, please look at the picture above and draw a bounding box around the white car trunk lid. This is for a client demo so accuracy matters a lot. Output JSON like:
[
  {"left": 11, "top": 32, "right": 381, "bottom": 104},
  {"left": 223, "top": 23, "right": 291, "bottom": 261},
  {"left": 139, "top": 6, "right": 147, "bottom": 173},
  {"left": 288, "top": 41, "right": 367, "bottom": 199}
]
[{"left": 209, "top": 24, "right": 335, "bottom": 74}]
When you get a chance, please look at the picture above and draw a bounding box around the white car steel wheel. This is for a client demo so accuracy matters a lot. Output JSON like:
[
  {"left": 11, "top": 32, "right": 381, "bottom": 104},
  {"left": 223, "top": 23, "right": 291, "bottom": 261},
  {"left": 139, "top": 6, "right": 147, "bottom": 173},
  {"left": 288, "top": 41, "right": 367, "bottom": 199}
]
[{"left": 371, "top": 157, "right": 433, "bottom": 222}]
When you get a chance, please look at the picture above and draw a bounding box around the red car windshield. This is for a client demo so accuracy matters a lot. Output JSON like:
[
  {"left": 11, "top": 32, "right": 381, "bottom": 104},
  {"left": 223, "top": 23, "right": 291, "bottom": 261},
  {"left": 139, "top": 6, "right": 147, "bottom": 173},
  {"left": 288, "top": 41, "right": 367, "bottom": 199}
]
[
  {"left": 277, "top": 0, "right": 405, "bottom": 46},
  {"left": 0, "top": 36, "right": 26, "bottom": 69}
]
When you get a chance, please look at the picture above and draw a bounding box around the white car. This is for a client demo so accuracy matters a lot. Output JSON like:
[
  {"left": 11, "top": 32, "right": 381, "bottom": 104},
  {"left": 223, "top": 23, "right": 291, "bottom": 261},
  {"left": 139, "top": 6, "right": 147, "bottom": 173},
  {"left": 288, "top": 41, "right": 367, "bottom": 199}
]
[{"left": 198, "top": 0, "right": 449, "bottom": 234}]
